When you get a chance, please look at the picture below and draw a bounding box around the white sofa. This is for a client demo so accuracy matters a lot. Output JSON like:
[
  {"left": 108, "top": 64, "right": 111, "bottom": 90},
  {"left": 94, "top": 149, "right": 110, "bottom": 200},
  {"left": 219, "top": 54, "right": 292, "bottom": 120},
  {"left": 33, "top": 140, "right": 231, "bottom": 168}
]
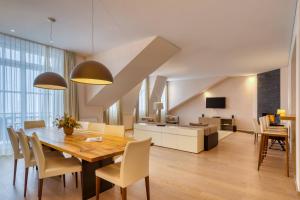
[{"left": 134, "top": 123, "right": 205, "bottom": 153}]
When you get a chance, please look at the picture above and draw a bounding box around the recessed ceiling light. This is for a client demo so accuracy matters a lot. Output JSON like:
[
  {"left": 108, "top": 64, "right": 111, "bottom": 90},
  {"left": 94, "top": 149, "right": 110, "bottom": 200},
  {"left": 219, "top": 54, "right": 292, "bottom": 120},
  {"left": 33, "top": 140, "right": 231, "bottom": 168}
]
[{"left": 10, "top": 29, "right": 15, "bottom": 33}]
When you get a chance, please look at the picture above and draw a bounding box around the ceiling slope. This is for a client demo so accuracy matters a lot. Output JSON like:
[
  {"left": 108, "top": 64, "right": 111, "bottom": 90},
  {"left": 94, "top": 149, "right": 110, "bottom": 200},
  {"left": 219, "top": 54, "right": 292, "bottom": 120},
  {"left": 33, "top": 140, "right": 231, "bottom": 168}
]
[
  {"left": 168, "top": 76, "right": 227, "bottom": 111},
  {"left": 87, "top": 36, "right": 179, "bottom": 108}
]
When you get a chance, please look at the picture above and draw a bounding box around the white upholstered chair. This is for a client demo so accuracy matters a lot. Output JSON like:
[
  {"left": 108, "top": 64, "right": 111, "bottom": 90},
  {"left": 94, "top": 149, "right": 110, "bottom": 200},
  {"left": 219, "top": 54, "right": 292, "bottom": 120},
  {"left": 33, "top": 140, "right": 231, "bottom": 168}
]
[
  {"left": 7, "top": 127, "right": 24, "bottom": 186},
  {"left": 95, "top": 138, "right": 152, "bottom": 200},
  {"left": 104, "top": 125, "right": 125, "bottom": 137},
  {"left": 18, "top": 129, "right": 65, "bottom": 197},
  {"left": 76, "top": 121, "right": 89, "bottom": 131},
  {"left": 29, "top": 133, "right": 82, "bottom": 200},
  {"left": 88, "top": 122, "right": 105, "bottom": 132},
  {"left": 24, "top": 120, "right": 46, "bottom": 129},
  {"left": 252, "top": 119, "right": 261, "bottom": 144}
]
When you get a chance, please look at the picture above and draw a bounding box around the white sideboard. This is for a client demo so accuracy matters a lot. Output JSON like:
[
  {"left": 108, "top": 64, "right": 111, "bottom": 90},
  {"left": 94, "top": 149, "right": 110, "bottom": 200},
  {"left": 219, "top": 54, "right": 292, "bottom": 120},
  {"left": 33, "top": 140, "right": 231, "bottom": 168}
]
[{"left": 134, "top": 123, "right": 204, "bottom": 153}]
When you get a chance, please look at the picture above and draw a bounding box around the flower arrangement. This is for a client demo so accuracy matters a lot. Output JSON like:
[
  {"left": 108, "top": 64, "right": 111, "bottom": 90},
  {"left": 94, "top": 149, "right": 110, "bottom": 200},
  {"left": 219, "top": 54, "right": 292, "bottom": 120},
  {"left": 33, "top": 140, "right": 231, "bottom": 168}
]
[{"left": 55, "top": 113, "right": 81, "bottom": 135}]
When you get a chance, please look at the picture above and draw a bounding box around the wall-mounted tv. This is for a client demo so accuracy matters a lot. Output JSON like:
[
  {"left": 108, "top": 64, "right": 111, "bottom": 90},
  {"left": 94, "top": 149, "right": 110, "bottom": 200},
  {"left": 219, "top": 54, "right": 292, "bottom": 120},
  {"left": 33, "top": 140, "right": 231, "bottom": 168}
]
[{"left": 206, "top": 97, "right": 226, "bottom": 108}]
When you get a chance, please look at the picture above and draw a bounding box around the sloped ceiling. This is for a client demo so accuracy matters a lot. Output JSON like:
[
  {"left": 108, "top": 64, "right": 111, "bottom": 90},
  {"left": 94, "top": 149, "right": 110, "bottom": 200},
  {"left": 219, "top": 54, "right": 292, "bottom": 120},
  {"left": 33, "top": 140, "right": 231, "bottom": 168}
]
[{"left": 0, "top": 0, "right": 297, "bottom": 79}]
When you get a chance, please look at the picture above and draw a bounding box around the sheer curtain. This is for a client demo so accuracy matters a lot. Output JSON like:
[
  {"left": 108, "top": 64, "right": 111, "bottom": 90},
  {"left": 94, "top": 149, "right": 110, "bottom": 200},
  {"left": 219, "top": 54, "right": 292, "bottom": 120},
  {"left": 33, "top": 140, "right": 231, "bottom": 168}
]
[
  {"left": 106, "top": 101, "right": 121, "bottom": 125},
  {"left": 161, "top": 84, "right": 168, "bottom": 122},
  {"left": 137, "top": 78, "right": 149, "bottom": 120},
  {"left": 0, "top": 33, "right": 64, "bottom": 155}
]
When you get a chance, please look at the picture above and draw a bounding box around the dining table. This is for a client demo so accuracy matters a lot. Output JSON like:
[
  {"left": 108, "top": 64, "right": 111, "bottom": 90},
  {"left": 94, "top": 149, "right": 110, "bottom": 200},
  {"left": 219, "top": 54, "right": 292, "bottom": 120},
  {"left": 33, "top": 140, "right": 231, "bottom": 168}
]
[{"left": 24, "top": 127, "right": 132, "bottom": 200}]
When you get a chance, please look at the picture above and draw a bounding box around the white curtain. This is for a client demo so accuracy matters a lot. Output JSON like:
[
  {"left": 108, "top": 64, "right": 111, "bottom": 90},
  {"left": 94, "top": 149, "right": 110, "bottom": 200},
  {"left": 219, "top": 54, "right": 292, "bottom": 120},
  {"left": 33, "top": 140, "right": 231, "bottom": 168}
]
[
  {"left": 0, "top": 33, "right": 64, "bottom": 155},
  {"left": 107, "top": 101, "right": 121, "bottom": 125},
  {"left": 161, "top": 84, "right": 168, "bottom": 122},
  {"left": 138, "top": 79, "right": 148, "bottom": 119}
]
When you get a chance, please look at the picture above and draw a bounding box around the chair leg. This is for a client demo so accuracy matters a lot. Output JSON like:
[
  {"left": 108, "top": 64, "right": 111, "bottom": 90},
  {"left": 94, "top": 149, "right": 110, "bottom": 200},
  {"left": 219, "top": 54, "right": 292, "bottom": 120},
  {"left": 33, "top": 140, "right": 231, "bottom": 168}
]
[
  {"left": 121, "top": 187, "right": 127, "bottom": 200},
  {"left": 145, "top": 176, "right": 150, "bottom": 200},
  {"left": 24, "top": 167, "right": 29, "bottom": 197},
  {"left": 38, "top": 179, "right": 43, "bottom": 200},
  {"left": 75, "top": 172, "right": 78, "bottom": 188},
  {"left": 96, "top": 176, "right": 100, "bottom": 200},
  {"left": 258, "top": 134, "right": 264, "bottom": 170},
  {"left": 63, "top": 174, "right": 66, "bottom": 188},
  {"left": 286, "top": 135, "right": 289, "bottom": 177},
  {"left": 13, "top": 159, "right": 17, "bottom": 186}
]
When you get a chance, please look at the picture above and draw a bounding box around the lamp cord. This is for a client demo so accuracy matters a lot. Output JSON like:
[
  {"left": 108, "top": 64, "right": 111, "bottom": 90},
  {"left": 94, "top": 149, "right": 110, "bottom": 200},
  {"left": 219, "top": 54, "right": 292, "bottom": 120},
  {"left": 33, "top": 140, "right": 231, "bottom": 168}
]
[{"left": 91, "top": 0, "right": 95, "bottom": 54}]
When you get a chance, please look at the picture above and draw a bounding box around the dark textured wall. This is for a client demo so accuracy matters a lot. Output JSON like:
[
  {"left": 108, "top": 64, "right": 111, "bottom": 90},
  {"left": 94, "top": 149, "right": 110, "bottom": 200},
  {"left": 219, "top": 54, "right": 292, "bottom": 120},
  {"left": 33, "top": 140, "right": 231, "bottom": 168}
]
[{"left": 257, "top": 69, "right": 280, "bottom": 118}]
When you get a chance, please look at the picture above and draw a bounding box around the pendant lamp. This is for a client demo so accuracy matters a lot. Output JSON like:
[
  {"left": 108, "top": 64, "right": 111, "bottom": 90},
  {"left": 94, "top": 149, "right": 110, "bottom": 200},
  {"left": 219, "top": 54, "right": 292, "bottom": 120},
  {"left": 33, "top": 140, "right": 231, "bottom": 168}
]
[
  {"left": 33, "top": 72, "right": 67, "bottom": 90},
  {"left": 33, "top": 17, "right": 67, "bottom": 90},
  {"left": 70, "top": 0, "right": 113, "bottom": 85}
]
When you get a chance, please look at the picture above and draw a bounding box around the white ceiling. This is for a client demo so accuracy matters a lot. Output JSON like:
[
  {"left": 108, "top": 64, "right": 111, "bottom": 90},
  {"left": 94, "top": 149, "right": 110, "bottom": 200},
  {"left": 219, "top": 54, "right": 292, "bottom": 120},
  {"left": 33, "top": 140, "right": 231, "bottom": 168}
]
[{"left": 0, "top": 0, "right": 297, "bottom": 79}]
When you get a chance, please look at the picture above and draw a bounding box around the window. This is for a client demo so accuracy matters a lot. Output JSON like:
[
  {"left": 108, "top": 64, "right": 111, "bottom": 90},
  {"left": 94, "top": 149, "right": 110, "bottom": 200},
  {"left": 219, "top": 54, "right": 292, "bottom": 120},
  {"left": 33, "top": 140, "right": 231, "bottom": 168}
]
[
  {"left": 138, "top": 79, "right": 148, "bottom": 119},
  {"left": 107, "top": 102, "right": 120, "bottom": 125},
  {"left": 161, "top": 84, "right": 168, "bottom": 122},
  {"left": 0, "top": 33, "right": 64, "bottom": 155}
]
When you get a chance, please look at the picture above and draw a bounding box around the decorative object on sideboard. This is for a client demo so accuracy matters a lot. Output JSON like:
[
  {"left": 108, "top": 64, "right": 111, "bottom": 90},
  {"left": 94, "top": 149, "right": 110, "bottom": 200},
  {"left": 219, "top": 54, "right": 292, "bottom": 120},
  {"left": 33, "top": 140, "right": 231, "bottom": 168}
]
[
  {"left": 153, "top": 102, "right": 164, "bottom": 123},
  {"left": 55, "top": 113, "right": 81, "bottom": 135},
  {"left": 166, "top": 115, "right": 179, "bottom": 124},
  {"left": 70, "top": 0, "right": 113, "bottom": 85},
  {"left": 232, "top": 115, "right": 234, "bottom": 119},
  {"left": 202, "top": 114, "right": 205, "bottom": 117}
]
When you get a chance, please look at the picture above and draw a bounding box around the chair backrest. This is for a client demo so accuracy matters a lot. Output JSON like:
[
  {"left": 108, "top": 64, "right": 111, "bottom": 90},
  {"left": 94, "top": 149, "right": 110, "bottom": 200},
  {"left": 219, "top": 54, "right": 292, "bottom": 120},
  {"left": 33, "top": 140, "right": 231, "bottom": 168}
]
[
  {"left": 88, "top": 122, "right": 105, "bottom": 132},
  {"left": 120, "top": 138, "right": 152, "bottom": 186},
  {"left": 29, "top": 133, "right": 46, "bottom": 178},
  {"left": 24, "top": 120, "right": 46, "bottom": 129},
  {"left": 76, "top": 121, "right": 89, "bottom": 130},
  {"left": 252, "top": 119, "right": 260, "bottom": 134},
  {"left": 104, "top": 125, "right": 125, "bottom": 137},
  {"left": 264, "top": 116, "right": 270, "bottom": 127},
  {"left": 259, "top": 117, "right": 267, "bottom": 132},
  {"left": 7, "top": 127, "right": 22, "bottom": 159},
  {"left": 18, "top": 129, "right": 32, "bottom": 167}
]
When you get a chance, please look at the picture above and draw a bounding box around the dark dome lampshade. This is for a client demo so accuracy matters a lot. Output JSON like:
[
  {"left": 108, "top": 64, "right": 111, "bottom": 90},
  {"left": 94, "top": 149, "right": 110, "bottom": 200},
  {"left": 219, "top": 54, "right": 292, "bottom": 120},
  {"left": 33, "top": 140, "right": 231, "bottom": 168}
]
[
  {"left": 70, "top": 60, "right": 113, "bottom": 85},
  {"left": 33, "top": 72, "right": 67, "bottom": 90}
]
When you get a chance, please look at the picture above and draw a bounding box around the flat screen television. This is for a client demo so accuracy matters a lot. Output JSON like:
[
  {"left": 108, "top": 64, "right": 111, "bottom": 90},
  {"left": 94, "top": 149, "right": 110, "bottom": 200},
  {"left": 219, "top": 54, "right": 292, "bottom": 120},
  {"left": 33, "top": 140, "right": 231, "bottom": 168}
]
[{"left": 206, "top": 97, "right": 226, "bottom": 108}]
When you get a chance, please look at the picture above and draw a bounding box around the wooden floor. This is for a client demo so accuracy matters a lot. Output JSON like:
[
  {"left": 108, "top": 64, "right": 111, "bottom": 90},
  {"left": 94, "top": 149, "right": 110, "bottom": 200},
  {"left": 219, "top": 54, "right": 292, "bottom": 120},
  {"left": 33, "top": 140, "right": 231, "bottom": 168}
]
[{"left": 0, "top": 132, "right": 299, "bottom": 200}]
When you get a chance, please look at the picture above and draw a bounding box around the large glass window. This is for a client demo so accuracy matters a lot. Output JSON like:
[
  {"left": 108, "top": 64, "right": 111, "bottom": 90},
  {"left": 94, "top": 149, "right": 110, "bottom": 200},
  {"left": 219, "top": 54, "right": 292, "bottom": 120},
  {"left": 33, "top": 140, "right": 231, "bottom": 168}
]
[{"left": 0, "top": 33, "right": 64, "bottom": 155}]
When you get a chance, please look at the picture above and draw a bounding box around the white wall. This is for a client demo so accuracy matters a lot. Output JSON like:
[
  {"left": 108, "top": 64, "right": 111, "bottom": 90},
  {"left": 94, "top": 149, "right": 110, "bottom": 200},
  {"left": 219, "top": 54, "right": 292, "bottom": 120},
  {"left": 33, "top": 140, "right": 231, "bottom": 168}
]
[
  {"left": 168, "top": 76, "right": 227, "bottom": 110},
  {"left": 281, "top": 67, "right": 289, "bottom": 111},
  {"left": 169, "top": 76, "right": 257, "bottom": 131}
]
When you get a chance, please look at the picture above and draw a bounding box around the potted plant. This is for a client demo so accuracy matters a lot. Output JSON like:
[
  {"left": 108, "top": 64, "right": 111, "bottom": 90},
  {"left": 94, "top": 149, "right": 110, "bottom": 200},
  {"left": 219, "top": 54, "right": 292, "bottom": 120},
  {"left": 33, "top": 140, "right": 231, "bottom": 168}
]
[{"left": 55, "top": 113, "right": 81, "bottom": 135}]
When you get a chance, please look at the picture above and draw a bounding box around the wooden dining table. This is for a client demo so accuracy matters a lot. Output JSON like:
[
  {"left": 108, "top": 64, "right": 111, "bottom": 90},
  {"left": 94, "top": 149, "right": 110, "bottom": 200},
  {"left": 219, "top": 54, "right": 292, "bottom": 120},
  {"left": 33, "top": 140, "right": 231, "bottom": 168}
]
[{"left": 24, "top": 127, "right": 132, "bottom": 200}]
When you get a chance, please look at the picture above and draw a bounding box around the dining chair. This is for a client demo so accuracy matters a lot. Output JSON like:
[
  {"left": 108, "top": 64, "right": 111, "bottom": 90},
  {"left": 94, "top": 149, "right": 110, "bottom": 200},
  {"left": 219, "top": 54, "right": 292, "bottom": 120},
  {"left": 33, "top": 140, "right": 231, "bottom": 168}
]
[
  {"left": 76, "top": 121, "right": 89, "bottom": 130},
  {"left": 260, "top": 116, "right": 287, "bottom": 150},
  {"left": 251, "top": 119, "right": 261, "bottom": 144},
  {"left": 88, "top": 122, "right": 105, "bottom": 132},
  {"left": 104, "top": 125, "right": 126, "bottom": 163},
  {"left": 24, "top": 120, "right": 46, "bottom": 129},
  {"left": 18, "top": 129, "right": 64, "bottom": 197},
  {"left": 95, "top": 138, "right": 152, "bottom": 200},
  {"left": 104, "top": 125, "right": 125, "bottom": 137},
  {"left": 7, "top": 127, "right": 24, "bottom": 186},
  {"left": 29, "top": 133, "right": 82, "bottom": 200}
]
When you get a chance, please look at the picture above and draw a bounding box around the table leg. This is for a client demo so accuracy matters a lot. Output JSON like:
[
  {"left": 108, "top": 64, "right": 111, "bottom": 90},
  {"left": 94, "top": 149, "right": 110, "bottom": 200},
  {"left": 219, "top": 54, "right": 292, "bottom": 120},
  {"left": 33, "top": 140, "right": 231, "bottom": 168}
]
[{"left": 81, "top": 158, "right": 114, "bottom": 200}]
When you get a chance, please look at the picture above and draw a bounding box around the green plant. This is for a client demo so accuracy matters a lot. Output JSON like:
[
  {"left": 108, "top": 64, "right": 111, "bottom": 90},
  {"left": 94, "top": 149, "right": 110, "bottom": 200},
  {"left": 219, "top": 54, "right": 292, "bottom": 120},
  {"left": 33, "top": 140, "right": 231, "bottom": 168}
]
[{"left": 55, "top": 113, "right": 81, "bottom": 129}]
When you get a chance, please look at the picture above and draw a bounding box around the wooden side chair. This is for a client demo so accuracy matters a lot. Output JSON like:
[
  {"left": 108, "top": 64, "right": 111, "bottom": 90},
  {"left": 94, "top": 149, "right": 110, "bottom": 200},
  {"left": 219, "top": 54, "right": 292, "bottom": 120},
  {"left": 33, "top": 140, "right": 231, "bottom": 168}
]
[
  {"left": 7, "top": 127, "right": 24, "bottom": 185},
  {"left": 257, "top": 118, "right": 289, "bottom": 176},
  {"left": 24, "top": 120, "right": 46, "bottom": 129},
  {"left": 29, "top": 133, "right": 82, "bottom": 200},
  {"left": 95, "top": 138, "right": 152, "bottom": 200}
]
